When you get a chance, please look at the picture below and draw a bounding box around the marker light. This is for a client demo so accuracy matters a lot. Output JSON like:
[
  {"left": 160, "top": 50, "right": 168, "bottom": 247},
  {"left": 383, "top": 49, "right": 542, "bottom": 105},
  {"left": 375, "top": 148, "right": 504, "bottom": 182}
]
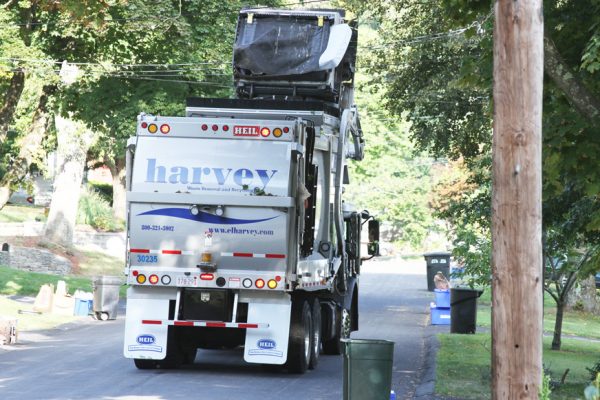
[
  {"left": 132, "top": 270, "right": 139, "bottom": 277},
  {"left": 260, "top": 127, "right": 270, "bottom": 137},
  {"left": 242, "top": 278, "right": 253, "bottom": 288},
  {"left": 212, "top": 124, "right": 218, "bottom": 132},
  {"left": 267, "top": 279, "right": 277, "bottom": 289},
  {"left": 283, "top": 127, "right": 290, "bottom": 133},
  {"left": 201, "top": 124, "right": 208, "bottom": 131},
  {"left": 200, "top": 273, "right": 214, "bottom": 280},
  {"left": 149, "top": 274, "right": 159, "bottom": 285},
  {"left": 161, "top": 275, "right": 171, "bottom": 285},
  {"left": 273, "top": 128, "right": 283, "bottom": 138},
  {"left": 160, "top": 124, "right": 170, "bottom": 134},
  {"left": 141, "top": 122, "right": 148, "bottom": 129},
  {"left": 137, "top": 274, "right": 147, "bottom": 284},
  {"left": 201, "top": 252, "right": 212, "bottom": 263},
  {"left": 255, "top": 279, "right": 265, "bottom": 289},
  {"left": 148, "top": 124, "right": 158, "bottom": 134},
  {"left": 223, "top": 125, "right": 229, "bottom": 132}
]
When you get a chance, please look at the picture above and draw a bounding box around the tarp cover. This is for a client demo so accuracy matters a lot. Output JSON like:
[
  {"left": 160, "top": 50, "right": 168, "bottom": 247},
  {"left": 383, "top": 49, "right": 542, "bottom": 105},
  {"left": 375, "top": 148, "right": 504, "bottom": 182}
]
[{"left": 234, "top": 17, "right": 331, "bottom": 77}]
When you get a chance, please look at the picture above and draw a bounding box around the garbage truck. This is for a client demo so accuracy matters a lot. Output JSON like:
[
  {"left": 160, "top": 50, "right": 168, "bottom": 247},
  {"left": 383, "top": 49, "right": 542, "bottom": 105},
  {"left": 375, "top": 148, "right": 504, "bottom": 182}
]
[{"left": 123, "top": 7, "right": 380, "bottom": 373}]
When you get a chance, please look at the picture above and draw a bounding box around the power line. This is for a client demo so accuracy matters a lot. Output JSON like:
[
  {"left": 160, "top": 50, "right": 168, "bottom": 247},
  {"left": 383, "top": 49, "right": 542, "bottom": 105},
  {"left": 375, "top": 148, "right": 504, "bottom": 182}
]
[
  {"left": 359, "top": 11, "right": 492, "bottom": 51},
  {"left": 108, "top": 76, "right": 233, "bottom": 87},
  {"left": 0, "top": 57, "right": 230, "bottom": 67}
]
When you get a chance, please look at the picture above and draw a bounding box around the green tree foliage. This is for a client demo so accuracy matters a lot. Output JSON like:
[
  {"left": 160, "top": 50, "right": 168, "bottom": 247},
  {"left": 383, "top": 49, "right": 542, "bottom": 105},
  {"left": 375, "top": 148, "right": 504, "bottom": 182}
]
[
  {"left": 0, "top": 0, "right": 277, "bottom": 214},
  {"left": 353, "top": 0, "right": 600, "bottom": 347},
  {"left": 345, "top": 22, "right": 437, "bottom": 250}
]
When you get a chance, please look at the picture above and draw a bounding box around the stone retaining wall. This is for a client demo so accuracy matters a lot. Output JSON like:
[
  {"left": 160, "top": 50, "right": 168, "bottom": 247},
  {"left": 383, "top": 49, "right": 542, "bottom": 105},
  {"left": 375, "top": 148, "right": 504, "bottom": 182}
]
[
  {"left": 0, "top": 246, "right": 72, "bottom": 275},
  {"left": 0, "top": 223, "right": 126, "bottom": 257}
]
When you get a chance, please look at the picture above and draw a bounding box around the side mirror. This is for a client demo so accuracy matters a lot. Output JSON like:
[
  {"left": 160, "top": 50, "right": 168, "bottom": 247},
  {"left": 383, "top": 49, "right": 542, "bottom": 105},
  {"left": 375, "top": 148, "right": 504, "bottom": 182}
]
[{"left": 367, "top": 219, "right": 380, "bottom": 256}]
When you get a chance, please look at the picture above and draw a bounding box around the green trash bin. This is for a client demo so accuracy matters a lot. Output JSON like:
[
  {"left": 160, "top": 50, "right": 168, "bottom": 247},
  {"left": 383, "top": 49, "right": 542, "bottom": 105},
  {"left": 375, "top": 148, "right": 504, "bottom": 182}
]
[{"left": 342, "top": 339, "right": 395, "bottom": 400}]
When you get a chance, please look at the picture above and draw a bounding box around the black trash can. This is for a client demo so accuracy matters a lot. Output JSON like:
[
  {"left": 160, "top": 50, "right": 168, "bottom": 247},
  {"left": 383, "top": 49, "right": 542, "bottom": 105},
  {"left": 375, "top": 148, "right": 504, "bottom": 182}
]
[
  {"left": 423, "top": 252, "right": 451, "bottom": 291},
  {"left": 450, "top": 288, "right": 483, "bottom": 334}
]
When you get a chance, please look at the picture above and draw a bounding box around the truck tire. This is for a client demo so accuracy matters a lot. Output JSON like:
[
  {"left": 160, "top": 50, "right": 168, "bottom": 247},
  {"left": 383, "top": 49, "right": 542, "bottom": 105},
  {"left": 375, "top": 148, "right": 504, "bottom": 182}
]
[
  {"left": 309, "top": 297, "right": 321, "bottom": 370},
  {"left": 134, "top": 359, "right": 157, "bottom": 369},
  {"left": 287, "top": 298, "right": 313, "bottom": 374},
  {"left": 157, "top": 328, "right": 184, "bottom": 369},
  {"left": 322, "top": 307, "right": 352, "bottom": 355},
  {"left": 183, "top": 347, "right": 197, "bottom": 364}
]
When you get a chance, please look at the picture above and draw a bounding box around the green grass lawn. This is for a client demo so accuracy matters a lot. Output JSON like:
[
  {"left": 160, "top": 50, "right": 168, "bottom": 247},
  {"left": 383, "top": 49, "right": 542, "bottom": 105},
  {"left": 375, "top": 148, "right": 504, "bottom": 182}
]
[
  {"left": 437, "top": 333, "right": 600, "bottom": 399},
  {"left": 0, "top": 266, "right": 95, "bottom": 296},
  {"left": 77, "top": 248, "right": 124, "bottom": 277},
  {"left": 0, "top": 204, "right": 46, "bottom": 223},
  {"left": 477, "top": 291, "right": 600, "bottom": 340},
  {"left": 0, "top": 264, "right": 127, "bottom": 299}
]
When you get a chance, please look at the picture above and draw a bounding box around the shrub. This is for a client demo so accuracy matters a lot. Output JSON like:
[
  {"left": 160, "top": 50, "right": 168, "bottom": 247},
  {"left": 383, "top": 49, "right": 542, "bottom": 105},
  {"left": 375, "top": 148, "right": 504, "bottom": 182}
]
[
  {"left": 77, "top": 188, "right": 124, "bottom": 231},
  {"left": 588, "top": 361, "right": 600, "bottom": 382},
  {"left": 540, "top": 372, "right": 552, "bottom": 400},
  {"left": 88, "top": 180, "right": 113, "bottom": 205}
]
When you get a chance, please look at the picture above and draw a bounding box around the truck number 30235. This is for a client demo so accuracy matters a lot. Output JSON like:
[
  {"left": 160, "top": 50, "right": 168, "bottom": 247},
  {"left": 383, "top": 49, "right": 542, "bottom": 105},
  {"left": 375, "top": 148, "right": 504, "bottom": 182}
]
[{"left": 136, "top": 255, "right": 158, "bottom": 263}]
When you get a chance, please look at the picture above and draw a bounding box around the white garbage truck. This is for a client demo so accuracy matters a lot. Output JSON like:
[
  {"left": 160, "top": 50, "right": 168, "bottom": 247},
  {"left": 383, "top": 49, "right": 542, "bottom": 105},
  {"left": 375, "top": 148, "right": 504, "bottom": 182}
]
[{"left": 123, "top": 7, "right": 380, "bottom": 373}]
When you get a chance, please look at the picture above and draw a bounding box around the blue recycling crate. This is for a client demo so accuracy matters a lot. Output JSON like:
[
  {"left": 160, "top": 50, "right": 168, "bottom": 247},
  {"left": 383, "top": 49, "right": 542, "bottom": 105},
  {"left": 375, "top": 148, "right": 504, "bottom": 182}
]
[
  {"left": 430, "top": 305, "right": 451, "bottom": 325},
  {"left": 74, "top": 299, "right": 92, "bottom": 316},
  {"left": 434, "top": 289, "right": 450, "bottom": 308}
]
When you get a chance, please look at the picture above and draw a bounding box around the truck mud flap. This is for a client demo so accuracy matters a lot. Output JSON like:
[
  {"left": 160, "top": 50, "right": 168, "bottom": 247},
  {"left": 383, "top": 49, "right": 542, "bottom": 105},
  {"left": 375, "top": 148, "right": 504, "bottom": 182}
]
[
  {"left": 124, "top": 300, "right": 170, "bottom": 360},
  {"left": 242, "top": 293, "right": 292, "bottom": 365}
]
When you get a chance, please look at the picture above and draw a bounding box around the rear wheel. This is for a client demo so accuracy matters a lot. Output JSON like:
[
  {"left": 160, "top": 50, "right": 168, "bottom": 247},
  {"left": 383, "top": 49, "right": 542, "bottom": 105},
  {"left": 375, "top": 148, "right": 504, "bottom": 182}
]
[
  {"left": 182, "top": 347, "right": 197, "bottom": 364},
  {"left": 286, "top": 298, "right": 313, "bottom": 374},
  {"left": 134, "top": 358, "right": 157, "bottom": 370},
  {"left": 309, "top": 297, "right": 322, "bottom": 370},
  {"left": 322, "top": 307, "right": 352, "bottom": 355},
  {"left": 156, "top": 328, "right": 184, "bottom": 369}
]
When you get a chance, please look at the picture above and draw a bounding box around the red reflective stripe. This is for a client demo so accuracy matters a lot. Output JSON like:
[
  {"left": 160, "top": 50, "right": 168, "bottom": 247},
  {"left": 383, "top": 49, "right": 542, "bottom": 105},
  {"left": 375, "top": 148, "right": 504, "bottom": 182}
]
[
  {"left": 142, "top": 320, "right": 162, "bottom": 325},
  {"left": 233, "top": 252, "right": 253, "bottom": 258},
  {"left": 206, "top": 322, "right": 226, "bottom": 328},
  {"left": 174, "top": 321, "right": 194, "bottom": 326},
  {"left": 266, "top": 254, "right": 285, "bottom": 259},
  {"left": 130, "top": 249, "right": 150, "bottom": 253},
  {"left": 237, "top": 323, "right": 258, "bottom": 329},
  {"left": 162, "top": 250, "right": 182, "bottom": 255}
]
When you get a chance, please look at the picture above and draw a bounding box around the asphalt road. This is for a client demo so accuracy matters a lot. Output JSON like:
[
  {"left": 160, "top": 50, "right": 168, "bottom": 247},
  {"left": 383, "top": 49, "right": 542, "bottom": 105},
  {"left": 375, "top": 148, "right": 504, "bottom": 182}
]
[{"left": 0, "top": 257, "right": 441, "bottom": 400}]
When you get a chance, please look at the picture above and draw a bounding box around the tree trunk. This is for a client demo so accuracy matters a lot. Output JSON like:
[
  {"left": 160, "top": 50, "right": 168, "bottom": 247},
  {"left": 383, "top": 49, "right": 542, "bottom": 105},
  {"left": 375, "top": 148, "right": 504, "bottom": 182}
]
[
  {"left": 0, "top": 69, "right": 26, "bottom": 143},
  {"left": 107, "top": 156, "right": 126, "bottom": 221},
  {"left": 0, "top": 84, "right": 56, "bottom": 209},
  {"left": 551, "top": 301, "right": 565, "bottom": 350},
  {"left": 43, "top": 116, "right": 95, "bottom": 246},
  {"left": 543, "top": 35, "right": 600, "bottom": 122}
]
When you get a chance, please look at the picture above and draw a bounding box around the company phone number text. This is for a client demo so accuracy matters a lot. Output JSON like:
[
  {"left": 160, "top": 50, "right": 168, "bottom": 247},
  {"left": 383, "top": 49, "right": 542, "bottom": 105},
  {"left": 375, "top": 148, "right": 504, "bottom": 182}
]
[{"left": 141, "top": 225, "right": 175, "bottom": 232}]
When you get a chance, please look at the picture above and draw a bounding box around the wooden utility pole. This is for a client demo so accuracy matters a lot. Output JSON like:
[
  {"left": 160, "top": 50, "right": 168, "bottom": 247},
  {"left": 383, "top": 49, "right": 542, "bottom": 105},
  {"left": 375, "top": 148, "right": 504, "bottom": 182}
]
[{"left": 492, "top": 0, "right": 544, "bottom": 399}]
